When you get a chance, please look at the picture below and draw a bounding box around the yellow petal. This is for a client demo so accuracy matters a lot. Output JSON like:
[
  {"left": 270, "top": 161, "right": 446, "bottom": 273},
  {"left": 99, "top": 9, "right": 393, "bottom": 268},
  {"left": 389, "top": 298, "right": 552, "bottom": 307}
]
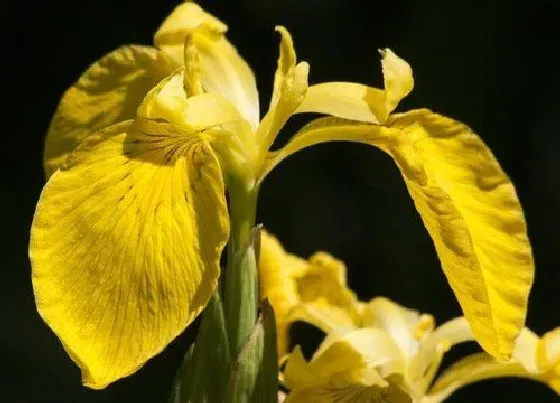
[
  {"left": 137, "top": 70, "right": 243, "bottom": 130},
  {"left": 154, "top": 2, "right": 259, "bottom": 128},
  {"left": 269, "top": 26, "right": 297, "bottom": 109},
  {"left": 44, "top": 45, "right": 175, "bottom": 178},
  {"left": 256, "top": 27, "right": 309, "bottom": 154},
  {"left": 380, "top": 49, "right": 414, "bottom": 119},
  {"left": 258, "top": 61, "right": 309, "bottom": 153},
  {"left": 30, "top": 120, "right": 229, "bottom": 388},
  {"left": 259, "top": 231, "right": 361, "bottom": 356},
  {"left": 138, "top": 70, "right": 257, "bottom": 180},
  {"left": 284, "top": 329, "right": 408, "bottom": 402},
  {"left": 294, "top": 49, "right": 412, "bottom": 125},
  {"left": 287, "top": 252, "right": 362, "bottom": 333},
  {"left": 360, "top": 297, "right": 425, "bottom": 359},
  {"left": 387, "top": 109, "right": 534, "bottom": 359},
  {"left": 267, "top": 110, "right": 534, "bottom": 359},
  {"left": 296, "top": 82, "right": 385, "bottom": 124}
]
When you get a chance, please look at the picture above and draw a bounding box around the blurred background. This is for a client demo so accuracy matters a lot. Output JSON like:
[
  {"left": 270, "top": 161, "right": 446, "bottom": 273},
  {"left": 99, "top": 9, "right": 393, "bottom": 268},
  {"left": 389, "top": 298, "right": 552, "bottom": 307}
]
[{"left": 2, "top": 0, "right": 559, "bottom": 401}]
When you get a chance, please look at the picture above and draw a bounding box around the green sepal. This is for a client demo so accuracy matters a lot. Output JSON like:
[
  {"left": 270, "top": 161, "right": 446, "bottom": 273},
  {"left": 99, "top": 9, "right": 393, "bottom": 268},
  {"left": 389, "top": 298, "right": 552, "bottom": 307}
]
[
  {"left": 169, "top": 290, "right": 231, "bottom": 403},
  {"left": 224, "top": 300, "right": 279, "bottom": 403}
]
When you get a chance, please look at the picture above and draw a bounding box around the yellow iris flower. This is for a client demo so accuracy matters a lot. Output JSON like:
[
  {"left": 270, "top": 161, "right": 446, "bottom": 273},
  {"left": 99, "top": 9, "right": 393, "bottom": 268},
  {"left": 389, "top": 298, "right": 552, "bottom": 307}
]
[
  {"left": 283, "top": 312, "right": 560, "bottom": 402},
  {"left": 31, "top": 0, "right": 534, "bottom": 389},
  {"left": 258, "top": 232, "right": 558, "bottom": 401}
]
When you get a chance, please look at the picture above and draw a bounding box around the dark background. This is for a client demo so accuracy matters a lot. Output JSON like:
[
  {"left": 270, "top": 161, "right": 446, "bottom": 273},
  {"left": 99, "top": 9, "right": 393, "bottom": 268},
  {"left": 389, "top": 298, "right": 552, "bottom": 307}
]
[{"left": 3, "top": 0, "right": 559, "bottom": 401}]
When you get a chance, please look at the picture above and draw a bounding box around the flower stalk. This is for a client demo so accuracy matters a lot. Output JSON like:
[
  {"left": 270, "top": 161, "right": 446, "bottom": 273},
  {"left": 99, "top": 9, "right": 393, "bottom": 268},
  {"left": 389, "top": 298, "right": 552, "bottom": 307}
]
[{"left": 223, "top": 179, "right": 260, "bottom": 356}]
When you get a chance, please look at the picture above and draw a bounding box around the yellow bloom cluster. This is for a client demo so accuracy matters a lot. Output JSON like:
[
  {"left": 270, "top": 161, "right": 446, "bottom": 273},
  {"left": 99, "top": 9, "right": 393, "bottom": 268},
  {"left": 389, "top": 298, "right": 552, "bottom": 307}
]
[
  {"left": 259, "top": 231, "right": 559, "bottom": 402},
  {"left": 31, "top": 1, "right": 537, "bottom": 394}
]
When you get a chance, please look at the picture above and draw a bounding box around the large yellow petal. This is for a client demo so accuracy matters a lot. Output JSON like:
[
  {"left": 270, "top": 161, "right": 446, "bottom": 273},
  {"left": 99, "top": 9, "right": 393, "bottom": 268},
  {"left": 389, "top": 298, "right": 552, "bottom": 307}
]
[
  {"left": 387, "top": 109, "right": 534, "bottom": 359},
  {"left": 44, "top": 45, "right": 175, "bottom": 178},
  {"left": 294, "top": 49, "right": 413, "bottom": 125},
  {"left": 154, "top": 2, "right": 259, "bottom": 128},
  {"left": 30, "top": 119, "right": 229, "bottom": 388},
  {"left": 266, "top": 110, "right": 534, "bottom": 359}
]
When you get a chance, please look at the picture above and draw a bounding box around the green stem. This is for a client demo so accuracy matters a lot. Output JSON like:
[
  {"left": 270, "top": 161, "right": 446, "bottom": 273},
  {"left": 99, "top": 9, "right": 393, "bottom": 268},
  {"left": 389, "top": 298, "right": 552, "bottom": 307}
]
[{"left": 223, "top": 179, "right": 260, "bottom": 356}]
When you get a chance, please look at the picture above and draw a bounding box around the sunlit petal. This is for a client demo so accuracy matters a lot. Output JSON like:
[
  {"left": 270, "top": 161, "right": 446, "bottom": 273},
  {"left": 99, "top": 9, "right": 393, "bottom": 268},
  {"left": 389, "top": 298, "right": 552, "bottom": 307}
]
[
  {"left": 266, "top": 110, "right": 534, "bottom": 359},
  {"left": 31, "top": 120, "right": 229, "bottom": 388}
]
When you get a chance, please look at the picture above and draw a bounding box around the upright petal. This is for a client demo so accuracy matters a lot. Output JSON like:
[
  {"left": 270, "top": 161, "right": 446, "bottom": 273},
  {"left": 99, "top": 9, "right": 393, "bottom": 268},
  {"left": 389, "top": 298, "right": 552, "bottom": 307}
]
[
  {"left": 154, "top": 2, "right": 259, "bottom": 128},
  {"left": 256, "top": 28, "right": 309, "bottom": 154},
  {"left": 44, "top": 45, "right": 175, "bottom": 178},
  {"left": 265, "top": 110, "right": 534, "bottom": 359},
  {"left": 380, "top": 49, "right": 414, "bottom": 119},
  {"left": 30, "top": 120, "right": 229, "bottom": 388}
]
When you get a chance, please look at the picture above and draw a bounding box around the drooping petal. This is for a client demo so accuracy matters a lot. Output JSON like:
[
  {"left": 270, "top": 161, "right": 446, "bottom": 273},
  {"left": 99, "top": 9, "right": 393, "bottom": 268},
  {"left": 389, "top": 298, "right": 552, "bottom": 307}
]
[
  {"left": 265, "top": 110, "right": 534, "bottom": 359},
  {"left": 44, "top": 45, "right": 175, "bottom": 178},
  {"left": 284, "top": 328, "right": 408, "bottom": 402},
  {"left": 30, "top": 120, "right": 229, "bottom": 388},
  {"left": 294, "top": 49, "right": 413, "bottom": 125},
  {"left": 386, "top": 109, "right": 534, "bottom": 359},
  {"left": 154, "top": 2, "right": 259, "bottom": 128},
  {"left": 256, "top": 27, "right": 309, "bottom": 154}
]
